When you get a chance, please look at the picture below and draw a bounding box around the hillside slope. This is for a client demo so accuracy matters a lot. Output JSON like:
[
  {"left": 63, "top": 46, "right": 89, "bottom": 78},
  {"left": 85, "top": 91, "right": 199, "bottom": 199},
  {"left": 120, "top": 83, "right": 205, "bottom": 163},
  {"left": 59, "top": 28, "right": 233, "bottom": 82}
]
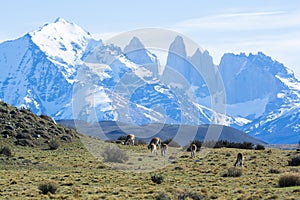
[{"left": 0, "top": 100, "right": 78, "bottom": 147}]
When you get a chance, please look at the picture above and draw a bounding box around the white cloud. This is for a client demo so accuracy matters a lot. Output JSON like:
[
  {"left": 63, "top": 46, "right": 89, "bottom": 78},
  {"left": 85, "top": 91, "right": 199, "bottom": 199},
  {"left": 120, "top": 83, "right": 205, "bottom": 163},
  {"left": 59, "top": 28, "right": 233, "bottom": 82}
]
[{"left": 173, "top": 11, "right": 300, "bottom": 32}]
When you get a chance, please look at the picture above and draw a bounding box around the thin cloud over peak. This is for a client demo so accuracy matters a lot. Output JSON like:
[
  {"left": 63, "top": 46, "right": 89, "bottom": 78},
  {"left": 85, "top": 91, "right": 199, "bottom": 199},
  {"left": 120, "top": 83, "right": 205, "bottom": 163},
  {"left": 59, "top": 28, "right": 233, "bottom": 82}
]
[{"left": 173, "top": 10, "right": 300, "bottom": 32}]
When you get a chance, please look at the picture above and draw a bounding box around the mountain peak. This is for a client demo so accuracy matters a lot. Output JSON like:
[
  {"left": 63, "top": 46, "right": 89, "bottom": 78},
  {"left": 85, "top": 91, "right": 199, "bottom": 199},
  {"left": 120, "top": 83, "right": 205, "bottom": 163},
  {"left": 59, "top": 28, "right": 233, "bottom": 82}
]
[
  {"left": 174, "top": 35, "right": 184, "bottom": 44},
  {"left": 168, "top": 35, "right": 186, "bottom": 58},
  {"left": 29, "top": 18, "right": 93, "bottom": 66},
  {"left": 124, "top": 36, "right": 145, "bottom": 53},
  {"left": 54, "top": 17, "right": 69, "bottom": 23},
  {"left": 123, "top": 36, "right": 157, "bottom": 65}
]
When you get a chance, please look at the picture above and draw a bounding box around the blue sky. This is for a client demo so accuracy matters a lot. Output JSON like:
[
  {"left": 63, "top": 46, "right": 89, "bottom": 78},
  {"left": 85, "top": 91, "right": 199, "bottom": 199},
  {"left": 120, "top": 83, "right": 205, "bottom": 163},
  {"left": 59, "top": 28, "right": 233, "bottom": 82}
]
[{"left": 1, "top": 0, "right": 300, "bottom": 78}]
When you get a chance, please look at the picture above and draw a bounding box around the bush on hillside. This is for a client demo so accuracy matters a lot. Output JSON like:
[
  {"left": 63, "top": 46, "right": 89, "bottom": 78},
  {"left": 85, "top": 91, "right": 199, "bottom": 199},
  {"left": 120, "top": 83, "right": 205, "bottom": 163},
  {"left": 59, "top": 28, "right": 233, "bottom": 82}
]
[
  {"left": 269, "top": 168, "right": 281, "bottom": 174},
  {"left": 39, "top": 114, "right": 55, "bottom": 124},
  {"left": 101, "top": 145, "right": 129, "bottom": 163},
  {"left": 117, "top": 135, "right": 127, "bottom": 141},
  {"left": 288, "top": 155, "right": 300, "bottom": 166},
  {"left": 222, "top": 167, "right": 243, "bottom": 177},
  {"left": 178, "top": 192, "right": 204, "bottom": 200},
  {"left": 162, "top": 138, "right": 181, "bottom": 147},
  {"left": 278, "top": 173, "right": 300, "bottom": 187},
  {"left": 156, "top": 192, "right": 171, "bottom": 200},
  {"left": 151, "top": 174, "right": 164, "bottom": 184},
  {"left": 38, "top": 182, "right": 58, "bottom": 194},
  {"left": 255, "top": 144, "right": 265, "bottom": 150},
  {"left": 187, "top": 140, "right": 255, "bottom": 150},
  {"left": 215, "top": 140, "right": 254, "bottom": 149},
  {"left": 135, "top": 139, "right": 147, "bottom": 145},
  {"left": 48, "top": 139, "right": 60, "bottom": 150},
  {"left": 0, "top": 146, "right": 12, "bottom": 157},
  {"left": 15, "top": 139, "right": 35, "bottom": 147}
]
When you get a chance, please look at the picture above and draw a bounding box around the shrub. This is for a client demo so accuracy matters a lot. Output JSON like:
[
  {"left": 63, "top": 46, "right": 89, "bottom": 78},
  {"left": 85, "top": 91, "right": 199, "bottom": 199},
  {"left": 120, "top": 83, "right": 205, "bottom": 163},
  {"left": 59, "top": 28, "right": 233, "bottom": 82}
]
[
  {"left": 40, "top": 114, "right": 55, "bottom": 124},
  {"left": 61, "top": 135, "right": 72, "bottom": 142},
  {"left": 151, "top": 174, "right": 164, "bottom": 184},
  {"left": 101, "top": 145, "right": 129, "bottom": 163},
  {"left": 156, "top": 192, "right": 171, "bottom": 200},
  {"left": 269, "top": 168, "right": 281, "bottom": 174},
  {"left": 16, "top": 132, "right": 33, "bottom": 140},
  {"left": 1, "top": 130, "right": 15, "bottom": 138},
  {"left": 255, "top": 144, "right": 265, "bottom": 150},
  {"left": 38, "top": 182, "right": 58, "bottom": 194},
  {"left": 15, "top": 139, "right": 35, "bottom": 147},
  {"left": 162, "top": 138, "right": 181, "bottom": 147},
  {"left": 187, "top": 140, "right": 255, "bottom": 149},
  {"left": 0, "top": 146, "right": 12, "bottom": 157},
  {"left": 117, "top": 135, "right": 127, "bottom": 141},
  {"left": 178, "top": 192, "right": 204, "bottom": 200},
  {"left": 289, "top": 168, "right": 299, "bottom": 173},
  {"left": 278, "top": 173, "right": 300, "bottom": 187},
  {"left": 222, "top": 167, "right": 243, "bottom": 177},
  {"left": 135, "top": 139, "right": 147, "bottom": 145},
  {"left": 48, "top": 139, "right": 60, "bottom": 150},
  {"left": 288, "top": 155, "right": 300, "bottom": 166}
]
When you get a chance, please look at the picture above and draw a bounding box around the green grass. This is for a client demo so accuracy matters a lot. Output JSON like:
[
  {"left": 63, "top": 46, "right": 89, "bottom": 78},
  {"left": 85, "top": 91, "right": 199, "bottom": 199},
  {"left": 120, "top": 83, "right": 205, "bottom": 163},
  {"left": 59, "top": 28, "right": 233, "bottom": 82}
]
[{"left": 1, "top": 136, "right": 300, "bottom": 199}]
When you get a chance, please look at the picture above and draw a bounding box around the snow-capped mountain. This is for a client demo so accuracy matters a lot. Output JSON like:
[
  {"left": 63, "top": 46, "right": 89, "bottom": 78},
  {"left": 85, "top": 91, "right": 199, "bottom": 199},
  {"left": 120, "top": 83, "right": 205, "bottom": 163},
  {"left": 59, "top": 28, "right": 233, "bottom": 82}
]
[
  {"left": 0, "top": 18, "right": 100, "bottom": 117},
  {"left": 73, "top": 36, "right": 216, "bottom": 125},
  {"left": 0, "top": 18, "right": 299, "bottom": 144},
  {"left": 219, "top": 52, "right": 300, "bottom": 143},
  {"left": 0, "top": 18, "right": 218, "bottom": 126}
]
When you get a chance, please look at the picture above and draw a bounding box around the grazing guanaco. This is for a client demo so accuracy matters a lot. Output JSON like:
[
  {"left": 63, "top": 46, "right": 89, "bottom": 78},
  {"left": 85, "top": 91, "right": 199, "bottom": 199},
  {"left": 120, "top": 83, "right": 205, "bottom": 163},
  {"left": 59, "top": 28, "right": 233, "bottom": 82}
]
[
  {"left": 161, "top": 143, "right": 168, "bottom": 157},
  {"left": 190, "top": 144, "right": 197, "bottom": 158},
  {"left": 123, "top": 134, "right": 135, "bottom": 146},
  {"left": 149, "top": 143, "right": 158, "bottom": 156},
  {"left": 234, "top": 152, "right": 244, "bottom": 167},
  {"left": 148, "top": 137, "right": 161, "bottom": 150}
]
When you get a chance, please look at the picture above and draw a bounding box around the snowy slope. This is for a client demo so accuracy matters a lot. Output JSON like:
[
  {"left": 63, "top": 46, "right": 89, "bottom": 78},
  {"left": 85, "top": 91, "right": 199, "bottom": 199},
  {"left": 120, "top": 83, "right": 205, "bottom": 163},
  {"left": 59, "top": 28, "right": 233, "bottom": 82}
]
[
  {"left": 219, "top": 52, "right": 300, "bottom": 143},
  {"left": 0, "top": 18, "right": 100, "bottom": 117}
]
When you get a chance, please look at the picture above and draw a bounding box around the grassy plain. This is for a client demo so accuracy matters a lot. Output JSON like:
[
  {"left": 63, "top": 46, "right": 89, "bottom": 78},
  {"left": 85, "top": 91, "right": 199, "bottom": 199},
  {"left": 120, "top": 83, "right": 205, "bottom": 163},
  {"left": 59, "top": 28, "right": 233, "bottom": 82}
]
[{"left": 1, "top": 136, "right": 300, "bottom": 200}]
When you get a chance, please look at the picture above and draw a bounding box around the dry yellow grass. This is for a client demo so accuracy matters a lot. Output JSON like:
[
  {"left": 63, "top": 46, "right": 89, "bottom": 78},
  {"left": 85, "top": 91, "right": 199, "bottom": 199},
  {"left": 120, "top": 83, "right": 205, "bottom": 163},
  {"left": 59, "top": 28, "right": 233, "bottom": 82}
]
[{"left": 1, "top": 136, "right": 300, "bottom": 199}]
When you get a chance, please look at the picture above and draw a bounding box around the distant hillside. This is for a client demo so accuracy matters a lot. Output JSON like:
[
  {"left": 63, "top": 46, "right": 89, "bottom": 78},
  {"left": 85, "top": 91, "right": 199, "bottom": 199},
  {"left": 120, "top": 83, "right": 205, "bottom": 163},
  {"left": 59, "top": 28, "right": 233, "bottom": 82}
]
[
  {"left": 57, "top": 120, "right": 266, "bottom": 146},
  {"left": 0, "top": 101, "right": 78, "bottom": 147}
]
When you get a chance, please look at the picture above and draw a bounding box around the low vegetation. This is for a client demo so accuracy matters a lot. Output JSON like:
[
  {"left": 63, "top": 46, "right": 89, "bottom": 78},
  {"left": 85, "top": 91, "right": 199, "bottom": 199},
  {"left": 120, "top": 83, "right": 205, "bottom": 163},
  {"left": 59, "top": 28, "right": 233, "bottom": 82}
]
[
  {"left": 288, "top": 155, "right": 300, "bottom": 166},
  {"left": 255, "top": 144, "right": 265, "bottom": 150},
  {"left": 0, "top": 146, "right": 12, "bottom": 157},
  {"left": 38, "top": 181, "right": 58, "bottom": 194},
  {"left": 187, "top": 140, "right": 257, "bottom": 151},
  {"left": 155, "top": 192, "right": 171, "bottom": 200},
  {"left": 101, "top": 145, "right": 129, "bottom": 163},
  {"left": 151, "top": 174, "right": 164, "bottom": 184},
  {"left": 1, "top": 136, "right": 299, "bottom": 199},
  {"left": 0, "top": 101, "right": 300, "bottom": 199},
  {"left": 278, "top": 173, "right": 300, "bottom": 187},
  {"left": 222, "top": 167, "right": 243, "bottom": 177},
  {"left": 0, "top": 101, "right": 78, "bottom": 149},
  {"left": 48, "top": 139, "right": 60, "bottom": 150},
  {"left": 177, "top": 192, "right": 204, "bottom": 200}
]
